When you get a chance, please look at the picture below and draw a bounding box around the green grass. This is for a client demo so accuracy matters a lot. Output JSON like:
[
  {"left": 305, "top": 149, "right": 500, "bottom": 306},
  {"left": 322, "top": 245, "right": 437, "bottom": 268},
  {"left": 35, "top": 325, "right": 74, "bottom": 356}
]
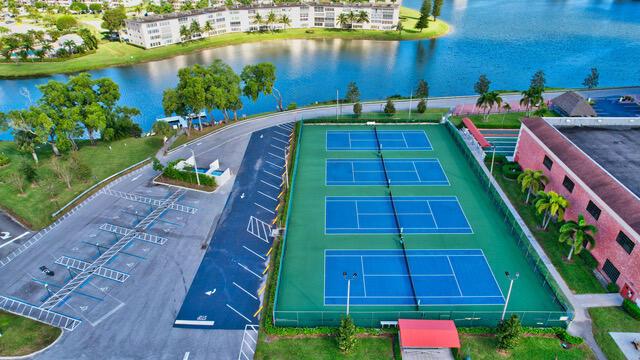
[
  {"left": 0, "top": 136, "right": 163, "bottom": 229},
  {"left": 275, "top": 124, "right": 565, "bottom": 328},
  {"left": 458, "top": 334, "right": 595, "bottom": 360},
  {"left": 490, "top": 165, "right": 606, "bottom": 294},
  {"left": 311, "top": 108, "right": 449, "bottom": 123},
  {"left": 0, "top": 311, "right": 61, "bottom": 357},
  {"left": 0, "top": 7, "right": 449, "bottom": 78},
  {"left": 451, "top": 110, "right": 558, "bottom": 129},
  {"left": 254, "top": 335, "right": 397, "bottom": 360},
  {"left": 590, "top": 306, "right": 640, "bottom": 360}
]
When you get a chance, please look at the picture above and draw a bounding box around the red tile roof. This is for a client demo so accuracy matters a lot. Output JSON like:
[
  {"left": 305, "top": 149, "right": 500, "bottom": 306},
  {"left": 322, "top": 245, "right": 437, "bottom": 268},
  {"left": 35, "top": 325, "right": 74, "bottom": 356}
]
[
  {"left": 522, "top": 118, "right": 640, "bottom": 235},
  {"left": 398, "top": 319, "right": 460, "bottom": 349}
]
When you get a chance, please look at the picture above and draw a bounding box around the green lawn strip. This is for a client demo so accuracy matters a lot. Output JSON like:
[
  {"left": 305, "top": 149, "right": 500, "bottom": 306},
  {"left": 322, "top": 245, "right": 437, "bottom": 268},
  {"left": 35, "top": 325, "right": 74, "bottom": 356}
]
[
  {"left": 490, "top": 165, "right": 606, "bottom": 294},
  {"left": 458, "top": 334, "right": 595, "bottom": 360},
  {"left": 254, "top": 335, "right": 396, "bottom": 360},
  {"left": 0, "top": 136, "right": 163, "bottom": 229},
  {"left": 589, "top": 306, "right": 640, "bottom": 360},
  {"left": 451, "top": 110, "right": 558, "bottom": 129},
  {"left": 0, "top": 311, "right": 61, "bottom": 357},
  {"left": 308, "top": 108, "right": 449, "bottom": 124},
  {"left": 0, "top": 8, "right": 449, "bottom": 78}
]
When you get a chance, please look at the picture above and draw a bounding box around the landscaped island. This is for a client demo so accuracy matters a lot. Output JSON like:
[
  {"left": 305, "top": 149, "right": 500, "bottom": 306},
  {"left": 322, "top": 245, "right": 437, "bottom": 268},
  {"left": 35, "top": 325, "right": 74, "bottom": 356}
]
[{"left": 0, "top": 7, "right": 448, "bottom": 78}]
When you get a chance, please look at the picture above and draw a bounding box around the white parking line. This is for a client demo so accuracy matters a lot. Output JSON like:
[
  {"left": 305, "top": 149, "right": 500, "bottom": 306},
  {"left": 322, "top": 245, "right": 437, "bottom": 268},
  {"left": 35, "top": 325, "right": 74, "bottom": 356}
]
[
  {"left": 258, "top": 191, "right": 277, "bottom": 201},
  {"left": 260, "top": 180, "right": 279, "bottom": 190},
  {"left": 238, "top": 262, "right": 262, "bottom": 279},
  {"left": 226, "top": 304, "right": 252, "bottom": 323},
  {"left": 272, "top": 137, "right": 289, "bottom": 145},
  {"left": 265, "top": 160, "right": 283, "bottom": 169},
  {"left": 233, "top": 282, "right": 258, "bottom": 300},
  {"left": 254, "top": 202, "right": 275, "bottom": 214},
  {"left": 274, "top": 131, "right": 289, "bottom": 137},
  {"left": 183, "top": 352, "right": 190, "bottom": 360},
  {"left": 268, "top": 152, "right": 285, "bottom": 161},
  {"left": 270, "top": 144, "right": 284, "bottom": 151},
  {"left": 0, "top": 231, "right": 31, "bottom": 249},
  {"left": 263, "top": 170, "right": 281, "bottom": 180},
  {"left": 243, "top": 245, "right": 266, "bottom": 260}
]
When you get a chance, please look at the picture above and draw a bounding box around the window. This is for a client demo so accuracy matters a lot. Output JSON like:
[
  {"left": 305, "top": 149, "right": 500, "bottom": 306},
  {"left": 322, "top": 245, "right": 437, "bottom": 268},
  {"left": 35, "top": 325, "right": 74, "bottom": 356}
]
[
  {"left": 616, "top": 231, "right": 635, "bottom": 254},
  {"left": 602, "top": 259, "right": 620, "bottom": 283},
  {"left": 562, "top": 176, "right": 575, "bottom": 193},
  {"left": 543, "top": 155, "right": 553, "bottom": 170},
  {"left": 586, "top": 200, "right": 601, "bottom": 220}
]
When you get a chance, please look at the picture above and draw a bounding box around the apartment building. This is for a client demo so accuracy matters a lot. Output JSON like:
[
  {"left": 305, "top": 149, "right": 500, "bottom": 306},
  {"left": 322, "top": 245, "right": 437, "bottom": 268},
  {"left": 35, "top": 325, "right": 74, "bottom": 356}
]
[
  {"left": 125, "top": 2, "right": 399, "bottom": 48},
  {"left": 36, "top": 0, "right": 142, "bottom": 8}
]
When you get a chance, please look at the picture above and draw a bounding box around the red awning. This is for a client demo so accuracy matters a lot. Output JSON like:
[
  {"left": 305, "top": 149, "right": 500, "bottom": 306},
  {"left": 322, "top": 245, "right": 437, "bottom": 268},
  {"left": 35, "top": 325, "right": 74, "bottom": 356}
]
[
  {"left": 462, "top": 117, "right": 492, "bottom": 148},
  {"left": 398, "top": 319, "right": 461, "bottom": 349}
]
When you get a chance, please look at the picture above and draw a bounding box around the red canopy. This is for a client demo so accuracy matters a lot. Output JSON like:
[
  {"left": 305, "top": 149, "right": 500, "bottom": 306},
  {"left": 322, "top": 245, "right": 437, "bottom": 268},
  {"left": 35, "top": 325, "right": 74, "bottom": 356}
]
[
  {"left": 462, "top": 117, "right": 492, "bottom": 148},
  {"left": 398, "top": 319, "right": 461, "bottom": 349}
]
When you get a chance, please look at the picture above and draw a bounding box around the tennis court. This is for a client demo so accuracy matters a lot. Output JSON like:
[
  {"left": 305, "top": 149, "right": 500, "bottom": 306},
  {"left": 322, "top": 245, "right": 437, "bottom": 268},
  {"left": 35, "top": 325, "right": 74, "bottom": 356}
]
[
  {"left": 324, "top": 249, "right": 504, "bottom": 306},
  {"left": 325, "top": 196, "right": 472, "bottom": 234},
  {"left": 326, "top": 158, "right": 449, "bottom": 186},
  {"left": 326, "top": 130, "right": 432, "bottom": 151}
]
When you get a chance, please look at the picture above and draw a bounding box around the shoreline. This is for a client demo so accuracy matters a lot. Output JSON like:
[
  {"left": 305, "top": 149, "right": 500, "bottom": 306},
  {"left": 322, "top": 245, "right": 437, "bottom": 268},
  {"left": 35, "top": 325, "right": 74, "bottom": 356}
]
[{"left": 0, "top": 7, "right": 449, "bottom": 79}]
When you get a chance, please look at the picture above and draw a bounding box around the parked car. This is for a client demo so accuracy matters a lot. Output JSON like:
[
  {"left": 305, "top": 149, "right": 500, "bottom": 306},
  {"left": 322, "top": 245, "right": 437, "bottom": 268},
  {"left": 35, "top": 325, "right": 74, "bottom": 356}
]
[{"left": 39, "top": 265, "right": 54, "bottom": 276}]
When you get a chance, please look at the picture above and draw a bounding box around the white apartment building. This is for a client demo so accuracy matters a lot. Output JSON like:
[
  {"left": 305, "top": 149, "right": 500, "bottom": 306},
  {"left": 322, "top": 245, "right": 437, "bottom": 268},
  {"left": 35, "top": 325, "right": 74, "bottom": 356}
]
[
  {"left": 35, "top": 0, "right": 142, "bottom": 8},
  {"left": 125, "top": 2, "right": 399, "bottom": 49}
]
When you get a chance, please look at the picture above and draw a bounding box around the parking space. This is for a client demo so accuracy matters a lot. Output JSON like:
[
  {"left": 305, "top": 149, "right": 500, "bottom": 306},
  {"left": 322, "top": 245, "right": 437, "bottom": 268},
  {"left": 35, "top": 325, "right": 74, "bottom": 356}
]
[
  {"left": 0, "top": 211, "right": 31, "bottom": 259},
  {"left": 592, "top": 96, "right": 640, "bottom": 117}
]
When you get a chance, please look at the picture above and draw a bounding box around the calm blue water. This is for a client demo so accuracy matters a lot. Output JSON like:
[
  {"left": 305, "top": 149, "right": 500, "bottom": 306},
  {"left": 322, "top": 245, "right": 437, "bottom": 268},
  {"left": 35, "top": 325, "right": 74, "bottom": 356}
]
[{"left": 1, "top": 0, "right": 639, "bottom": 139}]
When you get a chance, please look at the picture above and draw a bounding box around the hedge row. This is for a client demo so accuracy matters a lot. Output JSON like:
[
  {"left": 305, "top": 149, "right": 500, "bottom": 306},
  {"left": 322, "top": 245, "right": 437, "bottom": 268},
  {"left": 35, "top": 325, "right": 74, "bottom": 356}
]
[
  {"left": 623, "top": 298, "right": 640, "bottom": 320},
  {"left": 162, "top": 159, "right": 216, "bottom": 187}
]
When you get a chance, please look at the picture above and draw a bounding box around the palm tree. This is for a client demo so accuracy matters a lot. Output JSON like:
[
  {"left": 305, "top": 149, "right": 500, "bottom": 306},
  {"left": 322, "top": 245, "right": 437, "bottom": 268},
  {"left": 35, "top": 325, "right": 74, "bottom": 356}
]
[
  {"left": 180, "top": 25, "right": 191, "bottom": 41},
  {"left": 337, "top": 13, "right": 349, "bottom": 29},
  {"left": 357, "top": 10, "right": 369, "bottom": 27},
  {"left": 476, "top": 91, "right": 500, "bottom": 121},
  {"left": 347, "top": 11, "right": 357, "bottom": 29},
  {"left": 395, "top": 21, "right": 404, "bottom": 35},
  {"left": 280, "top": 15, "right": 291, "bottom": 30},
  {"left": 533, "top": 102, "right": 548, "bottom": 117},
  {"left": 559, "top": 214, "right": 597, "bottom": 261},
  {"left": 190, "top": 20, "right": 201, "bottom": 37},
  {"left": 266, "top": 11, "right": 277, "bottom": 31},
  {"left": 204, "top": 20, "right": 213, "bottom": 35},
  {"left": 535, "top": 191, "right": 569, "bottom": 229},
  {"left": 62, "top": 39, "right": 76, "bottom": 54},
  {"left": 517, "top": 168, "right": 549, "bottom": 204},
  {"left": 41, "top": 41, "right": 53, "bottom": 56},
  {"left": 501, "top": 102, "right": 511, "bottom": 127},
  {"left": 520, "top": 88, "right": 543, "bottom": 116},
  {"left": 252, "top": 13, "right": 263, "bottom": 31},
  {"left": 34, "top": 48, "right": 46, "bottom": 60}
]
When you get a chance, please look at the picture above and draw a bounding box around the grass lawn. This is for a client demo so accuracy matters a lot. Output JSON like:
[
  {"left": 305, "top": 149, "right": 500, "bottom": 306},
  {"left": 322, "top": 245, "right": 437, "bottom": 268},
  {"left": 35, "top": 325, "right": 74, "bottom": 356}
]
[
  {"left": 311, "top": 108, "right": 450, "bottom": 123},
  {"left": 589, "top": 306, "right": 640, "bottom": 360},
  {"left": 0, "top": 8, "right": 449, "bottom": 78},
  {"left": 451, "top": 110, "right": 558, "bottom": 129},
  {"left": 490, "top": 164, "right": 606, "bottom": 294},
  {"left": 458, "top": 334, "right": 595, "bottom": 360},
  {"left": 0, "top": 311, "right": 61, "bottom": 357},
  {"left": 254, "top": 335, "right": 398, "bottom": 360},
  {"left": 0, "top": 136, "right": 163, "bottom": 229}
]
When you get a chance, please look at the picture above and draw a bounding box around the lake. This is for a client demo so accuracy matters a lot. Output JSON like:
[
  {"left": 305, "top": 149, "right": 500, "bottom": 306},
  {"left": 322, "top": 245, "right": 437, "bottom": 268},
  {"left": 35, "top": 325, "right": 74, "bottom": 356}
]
[{"left": 1, "top": 0, "right": 639, "bottom": 139}]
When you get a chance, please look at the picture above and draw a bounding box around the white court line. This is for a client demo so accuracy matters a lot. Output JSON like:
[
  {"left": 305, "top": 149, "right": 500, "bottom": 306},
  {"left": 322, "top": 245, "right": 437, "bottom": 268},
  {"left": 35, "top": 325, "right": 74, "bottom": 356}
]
[
  {"left": 263, "top": 170, "right": 281, "bottom": 180},
  {"left": 360, "top": 256, "right": 367, "bottom": 297},
  {"left": 254, "top": 202, "right": 275, "bottom": 214},
  {"left": 233, "top": 282, "right": 258, "bottom": 300},
  {"left": 243, "top": 245, "right": 266, "bottom": 260},
  {"left": 268, "top": 152, "right": 285, "bottom": 161},
  {"left": 258, "top": 191, "right": 277, "bottom": 201},
  {"left": 265, "top": 160, "right": 283, "bottom": 169},
  {"left": 226, "top": 304, "right": 252, "bottom": 323},
  {"left": 0, "top": 231, "right": 30, "bottom": 249},
  {"left": 260, "top": 180, "right": 279, "bottom": 190},
  {"left": 238, "top": 262, "right": 262, "bottom": 279}
]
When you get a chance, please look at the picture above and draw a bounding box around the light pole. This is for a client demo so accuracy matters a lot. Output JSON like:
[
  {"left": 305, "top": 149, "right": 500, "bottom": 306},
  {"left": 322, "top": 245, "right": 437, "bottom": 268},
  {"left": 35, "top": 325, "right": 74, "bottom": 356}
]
[
  {"left": 408, "top": 91, "right": 413, "bottom": 121},
  {"left": 343, "top": 272, "right": 357, "bottom": 316},
  {"left": 190, "top": 149, "right": 200, "bottom": 186},
  {"left": 336, "top": 89, "right": 339, "bottom": 121},
  {"left": 501, "top": 271, "right": 519, "bottom": 320}
]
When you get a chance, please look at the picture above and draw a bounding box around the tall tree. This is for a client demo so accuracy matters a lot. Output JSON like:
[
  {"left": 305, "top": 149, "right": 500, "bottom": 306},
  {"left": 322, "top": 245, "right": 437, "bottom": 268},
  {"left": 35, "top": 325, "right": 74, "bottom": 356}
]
[
  {"left": 241, "top": 62, "right": 282, "bottom": 111},
  {"left": 559, "top": 214, "right": 597, "bottom": 261},
  {"left": 433, "top": 0, "right": 443, "bottom": 19},
  {"left": 6, "top": 107, "right": 53, "bottom": 163},
  {"left": 530, "top": 69, "right": 546, "bottom": 92},
  {"left": 415, "top": 0, "right": 431, "bottom": 32},
  {"left": 345, "top": 81, "right": 360, "bottom": 103},
  {"left": 203, "top": 60, "right": 243, "bottom": 122},
  {"left": 474, "top": 74, "right": 490, "bottom": 95},
  {"left": 102, "top": 6, "right": 127, "bottom": 38},
  {"left": 582, "top": 68, "right": 599, "bottom": 89},
  {"left": 163, "top": 65, "right": 207, "bottom": 136},
  {"left": 517, "top": 168, "right": 548, "bottom": 204},
  {"left": 535, "top": 191, "right": 569, "bottom": 229}
]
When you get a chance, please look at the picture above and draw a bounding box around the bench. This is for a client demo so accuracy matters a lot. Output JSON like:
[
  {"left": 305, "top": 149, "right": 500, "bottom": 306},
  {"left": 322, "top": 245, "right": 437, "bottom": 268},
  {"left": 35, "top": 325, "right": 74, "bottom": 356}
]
[{"left": 380, "top": 321, "right": 398, "bottom": 328}]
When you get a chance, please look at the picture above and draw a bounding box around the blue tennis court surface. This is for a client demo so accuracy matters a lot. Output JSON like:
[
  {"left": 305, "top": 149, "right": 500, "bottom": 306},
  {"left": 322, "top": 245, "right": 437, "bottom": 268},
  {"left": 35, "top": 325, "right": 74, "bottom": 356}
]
[
  {"left": 326, "top": 158, "right": 449, "bottom": 186},
  {"left": 325, "top": 196, "right": 472, "bottom": 234},
  {"left": 324, "top": 249, "right": 504, "bottom": 306},
  {"left": 327, "top": 130, "right": 432, "bottom": 151}
]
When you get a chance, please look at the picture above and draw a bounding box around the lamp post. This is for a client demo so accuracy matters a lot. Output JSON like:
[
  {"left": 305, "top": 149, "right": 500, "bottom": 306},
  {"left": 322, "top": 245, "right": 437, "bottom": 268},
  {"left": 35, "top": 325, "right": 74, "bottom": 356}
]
[
  {"left": 343, "top": 272, "right": 357, "bottom": 316},
  {"left": 501, "top": 271, "right": 519, "bottom": 320},
  {"left": 190, "top": 149, "right": 200, "bottom": 186}
]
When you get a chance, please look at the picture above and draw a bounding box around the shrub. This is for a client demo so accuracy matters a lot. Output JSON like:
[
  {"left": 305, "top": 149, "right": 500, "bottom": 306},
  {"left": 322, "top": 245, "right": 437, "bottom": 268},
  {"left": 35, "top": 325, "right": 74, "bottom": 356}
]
[
  {"left": 89, "top": 3, "right": 102, "bottom": 12},
  {"left": 578, "top": 250, "right": 598, "bottom": 269},
  {"left": 495, "top": 315, "right": 522, "bottom": 350},
  {"left": 622, "top": 298, "right": 640, "bottom": 320},
  {"left": 383, "top": 99, "right": 396, "bottom": 115},
  {"left": 287, "top": 102, "right": 297, "bottom": 110},
  {"left": 56, "top": 15, "right": 78, "bottom": 31},
  {"left": 20, "top": 161, "right": 39, "bottom": 183},
  {"left": 336, "top": 315, "right": 357, "bottom": 353},
  {"left": 502, "top": 162, "right": 522, "bottom": 180},
  {"left": 0, "top": 153, "right": 11, "bottom": 167},
  {"left": 162, "top": 160, "right": 216, "bottom": 187},
  {"left": 152, "top": 157, "right": 164, "bottom": 172},
  {"left": 353, "top": 102, "right": 362, "bottom": 117},
  {"left": 606, "top": 282, "right": 620, "bottom": 294},
  {"left": 555, "top": 329, "right": 584, "bottom": 345},
  {"left": 416, "top": 99, "right": 426, "bottom": 113}
]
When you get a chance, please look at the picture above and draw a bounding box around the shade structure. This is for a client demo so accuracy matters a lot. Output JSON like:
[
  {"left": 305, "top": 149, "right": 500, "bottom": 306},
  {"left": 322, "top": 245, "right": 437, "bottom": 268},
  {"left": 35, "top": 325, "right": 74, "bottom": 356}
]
[{"left": 398, "top": 319, "right": 461, "bottom": 349}]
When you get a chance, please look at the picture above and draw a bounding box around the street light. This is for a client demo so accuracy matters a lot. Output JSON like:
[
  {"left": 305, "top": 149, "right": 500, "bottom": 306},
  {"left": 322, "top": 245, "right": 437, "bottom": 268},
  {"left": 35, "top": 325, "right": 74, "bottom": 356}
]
[
  {"left": 501, "top": 271, "right": 519, "bottom": 320},
  {"left": 343, "top": 272, "right": 358, "bottom": 316},
  {"left": 190, "top": 149, "right": 200, "bottom": 186}
]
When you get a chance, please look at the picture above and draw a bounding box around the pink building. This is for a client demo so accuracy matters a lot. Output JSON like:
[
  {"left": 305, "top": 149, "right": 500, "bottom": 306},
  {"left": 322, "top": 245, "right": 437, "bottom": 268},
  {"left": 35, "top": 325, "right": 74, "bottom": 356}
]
[{"left": 515, "top": 117, "right": 640, "bottom": 301}]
